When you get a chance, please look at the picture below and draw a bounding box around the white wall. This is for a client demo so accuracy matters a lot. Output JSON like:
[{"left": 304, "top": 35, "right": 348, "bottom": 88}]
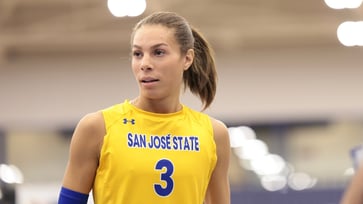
[{"left": 1, "top": 46, "right": 363, "bottom": 130}]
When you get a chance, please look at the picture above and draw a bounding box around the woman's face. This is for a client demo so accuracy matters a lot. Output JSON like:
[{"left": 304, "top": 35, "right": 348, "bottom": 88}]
[{"left": 131, "top": 24, "right": 193, "bottom": 101}]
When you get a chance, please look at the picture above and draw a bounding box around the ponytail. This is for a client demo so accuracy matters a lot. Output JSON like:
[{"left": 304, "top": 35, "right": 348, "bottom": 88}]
[{"left": 183, "top": 27, "right": 217, "bottom": 110}]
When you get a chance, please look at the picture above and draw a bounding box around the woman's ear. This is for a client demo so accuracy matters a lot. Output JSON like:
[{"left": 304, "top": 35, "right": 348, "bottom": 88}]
[{"left": 184, "top": 49, "right": 194, "bottom": 70}]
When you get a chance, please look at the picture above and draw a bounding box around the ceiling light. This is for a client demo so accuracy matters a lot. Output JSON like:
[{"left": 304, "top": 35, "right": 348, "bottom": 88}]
[
  {"left": 107, "top": 0, "right": 146, "bottom": 17},
  {"left": 324, "top": 0, "right": 363, "bottom": 9},
  {"left": 337, "top": 21, "right": 363, "bottom": 46}
]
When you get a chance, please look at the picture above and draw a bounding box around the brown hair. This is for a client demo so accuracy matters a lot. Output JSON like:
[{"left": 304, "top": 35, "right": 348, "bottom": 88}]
[{"left": 131, "top": 12, "right": 217, "bottom": 110}]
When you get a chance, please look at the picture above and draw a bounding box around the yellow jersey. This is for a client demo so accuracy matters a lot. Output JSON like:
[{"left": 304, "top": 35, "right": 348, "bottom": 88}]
[{"left": 92, "top": 100, "right": 217, "bottom": 204}]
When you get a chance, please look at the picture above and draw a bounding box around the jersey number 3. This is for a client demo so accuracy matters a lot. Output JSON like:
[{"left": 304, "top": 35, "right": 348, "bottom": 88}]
[{"left": 154, "top": 159, "right": 174, "bottom": 197}]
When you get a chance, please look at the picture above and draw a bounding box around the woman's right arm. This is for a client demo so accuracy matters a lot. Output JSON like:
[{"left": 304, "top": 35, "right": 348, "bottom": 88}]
[{"left": 60, "top": 111, "right": 105, "bottom": 194}]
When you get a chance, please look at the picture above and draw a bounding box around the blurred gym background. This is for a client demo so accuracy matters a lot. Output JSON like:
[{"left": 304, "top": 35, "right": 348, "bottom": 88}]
[{"left": 1, "top": 0, "right": 363, "bottom": 203}]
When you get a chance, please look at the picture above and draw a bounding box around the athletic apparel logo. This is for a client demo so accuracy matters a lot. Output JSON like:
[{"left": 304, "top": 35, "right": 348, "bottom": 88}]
[{"left": 123, "top": 118, "right": 135, "bottom": 125}]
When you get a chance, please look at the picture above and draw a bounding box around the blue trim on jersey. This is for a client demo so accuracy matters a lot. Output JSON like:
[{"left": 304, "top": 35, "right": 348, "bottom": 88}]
[{"left": 58, "top": 187, "right": 89, "bottom": 204}]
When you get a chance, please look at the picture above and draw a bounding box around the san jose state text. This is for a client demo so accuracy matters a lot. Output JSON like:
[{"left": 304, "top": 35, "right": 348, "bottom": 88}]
[{"left": 127, "top": 133, "right": 200, "bottom": 151}]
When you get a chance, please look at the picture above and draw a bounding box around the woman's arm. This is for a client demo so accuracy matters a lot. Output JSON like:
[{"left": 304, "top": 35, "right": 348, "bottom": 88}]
[
  {"left": 340, "top": 164, "right": 363, "bottom": 204},
  {"left": 204, "top": 118, "right": 231, "bottom": 204},
  {"left": 60, "top": 111, "right": 105, "bottom": 194}
]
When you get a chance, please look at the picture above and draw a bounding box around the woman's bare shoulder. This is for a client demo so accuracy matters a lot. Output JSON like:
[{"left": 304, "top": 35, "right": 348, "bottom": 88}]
[
  {"left": 78, "top": 111, "right": 104, "bottom": 130},
  {"left": 72, "top": 111, "right": 105, "bottom": 148},
  {"left": 209, "top": 117, "right": 229, "bottom": 145}
]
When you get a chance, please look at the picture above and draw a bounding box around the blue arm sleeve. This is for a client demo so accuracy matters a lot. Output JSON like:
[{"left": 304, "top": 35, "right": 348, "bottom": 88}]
[{"left": 58, "top": 187, "right": 89, "bottom": 204}]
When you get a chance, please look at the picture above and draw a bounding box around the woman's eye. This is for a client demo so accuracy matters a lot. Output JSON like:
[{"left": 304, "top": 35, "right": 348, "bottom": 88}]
[
  {"left": 154, "top": 49, "right": 165, "bottom": 56},
  {"left": 133, "top": 51, "right": 142, "bottom": 57}
]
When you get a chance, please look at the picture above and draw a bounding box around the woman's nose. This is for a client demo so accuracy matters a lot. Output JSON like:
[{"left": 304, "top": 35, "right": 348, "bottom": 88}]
[{"left": 140, "top": 55, "right": 152, "bottom": 71}]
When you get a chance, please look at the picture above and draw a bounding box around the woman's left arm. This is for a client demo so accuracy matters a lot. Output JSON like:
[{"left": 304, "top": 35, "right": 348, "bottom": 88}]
[{"left": 205, "top": 118, "right": 231, "bottom": 204}]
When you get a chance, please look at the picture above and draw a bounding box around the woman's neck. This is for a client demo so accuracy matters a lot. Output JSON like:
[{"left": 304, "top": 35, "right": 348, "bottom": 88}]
[{"left": 130, "top": 97, "right": 182, "bottom": 114}]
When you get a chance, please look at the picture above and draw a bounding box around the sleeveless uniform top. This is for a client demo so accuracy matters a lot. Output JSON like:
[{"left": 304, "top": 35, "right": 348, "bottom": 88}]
[{"left": 93, "top": 100, "right": 217, "bottom": 204}]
